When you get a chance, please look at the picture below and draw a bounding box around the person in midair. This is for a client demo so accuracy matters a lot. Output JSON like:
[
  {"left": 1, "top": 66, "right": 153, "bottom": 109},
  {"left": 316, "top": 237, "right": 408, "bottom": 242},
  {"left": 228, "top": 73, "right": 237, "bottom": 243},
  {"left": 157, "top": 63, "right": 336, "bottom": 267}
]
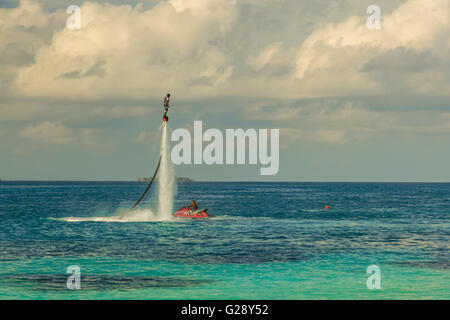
[{"left": 163, "top": 93, "right": 170, "bottom": 117}]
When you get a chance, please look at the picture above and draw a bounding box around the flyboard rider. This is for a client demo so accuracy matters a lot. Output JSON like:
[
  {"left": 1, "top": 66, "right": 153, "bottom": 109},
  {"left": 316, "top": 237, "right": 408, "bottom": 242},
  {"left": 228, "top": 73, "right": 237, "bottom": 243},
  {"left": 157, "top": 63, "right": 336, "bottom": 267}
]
[{"left": 163, "top": 93, "right": 170, "bottom": 122}]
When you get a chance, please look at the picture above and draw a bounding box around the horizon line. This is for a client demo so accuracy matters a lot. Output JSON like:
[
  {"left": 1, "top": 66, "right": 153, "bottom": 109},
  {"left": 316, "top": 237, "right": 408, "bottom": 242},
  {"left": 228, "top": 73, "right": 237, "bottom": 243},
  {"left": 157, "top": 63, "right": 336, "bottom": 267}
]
[{"left": 1, "top": 179, "right": 450, "bottom": 183}]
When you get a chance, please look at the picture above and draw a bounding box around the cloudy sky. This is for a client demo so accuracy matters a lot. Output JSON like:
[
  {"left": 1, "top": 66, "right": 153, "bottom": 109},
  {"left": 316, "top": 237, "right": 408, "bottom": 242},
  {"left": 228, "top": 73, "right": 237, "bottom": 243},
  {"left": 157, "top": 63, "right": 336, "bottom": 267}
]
[{"left": 0, "top": 0, "right": 449, "bottom": 181}]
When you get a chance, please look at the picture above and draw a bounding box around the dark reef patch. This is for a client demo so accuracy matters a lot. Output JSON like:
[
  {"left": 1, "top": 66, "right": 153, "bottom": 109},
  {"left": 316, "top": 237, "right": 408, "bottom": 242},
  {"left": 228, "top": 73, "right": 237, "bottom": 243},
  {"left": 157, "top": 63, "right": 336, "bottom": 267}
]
[
  {"left": 0, "top": 274, "right": 214, "bottom": 291},
  {"left": 390, "top": 260, "right": 450, "bottom": 270}
]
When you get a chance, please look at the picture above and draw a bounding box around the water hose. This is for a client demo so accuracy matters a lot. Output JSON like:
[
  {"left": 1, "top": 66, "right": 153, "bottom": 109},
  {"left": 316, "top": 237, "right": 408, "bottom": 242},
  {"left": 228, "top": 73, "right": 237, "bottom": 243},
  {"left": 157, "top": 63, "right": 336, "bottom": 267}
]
[{"left": 129, "top": 156, "right": 161, "bottom": 211}]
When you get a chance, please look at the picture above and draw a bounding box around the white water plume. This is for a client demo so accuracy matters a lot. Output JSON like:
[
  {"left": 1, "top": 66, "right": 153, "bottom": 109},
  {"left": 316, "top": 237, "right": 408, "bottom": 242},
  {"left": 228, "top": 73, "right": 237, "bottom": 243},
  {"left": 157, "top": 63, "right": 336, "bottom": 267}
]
[
  {"left": 156, "top": 123, "right": 176, "bottom": 219},
  {"left": 57, "top": 208, "right": 165, "bottom": 222},
  {"left": 59, "top": 123, "right": 176, "bottom": 223}
]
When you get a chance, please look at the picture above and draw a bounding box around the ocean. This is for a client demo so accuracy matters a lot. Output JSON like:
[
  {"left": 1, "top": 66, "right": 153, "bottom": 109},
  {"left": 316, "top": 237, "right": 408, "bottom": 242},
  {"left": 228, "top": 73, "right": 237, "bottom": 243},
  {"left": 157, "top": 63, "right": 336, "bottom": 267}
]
[{"left": 0, "top": 181, "right": 448, "bottom": 299}]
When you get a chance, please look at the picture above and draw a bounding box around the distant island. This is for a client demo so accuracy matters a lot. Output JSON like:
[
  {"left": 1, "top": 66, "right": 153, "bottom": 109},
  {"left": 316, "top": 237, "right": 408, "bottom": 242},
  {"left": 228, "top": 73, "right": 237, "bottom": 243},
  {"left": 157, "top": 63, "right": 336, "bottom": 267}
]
[{"left": 138, "top": 177, "right": 195, "bottom": 182}]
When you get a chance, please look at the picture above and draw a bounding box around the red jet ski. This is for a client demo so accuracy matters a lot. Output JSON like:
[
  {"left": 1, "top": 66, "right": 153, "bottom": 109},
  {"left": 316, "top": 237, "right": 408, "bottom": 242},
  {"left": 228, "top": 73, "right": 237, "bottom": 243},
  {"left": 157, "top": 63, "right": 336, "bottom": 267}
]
[{"left": 173, "top": 207, "right": 211, "bottom": 219}]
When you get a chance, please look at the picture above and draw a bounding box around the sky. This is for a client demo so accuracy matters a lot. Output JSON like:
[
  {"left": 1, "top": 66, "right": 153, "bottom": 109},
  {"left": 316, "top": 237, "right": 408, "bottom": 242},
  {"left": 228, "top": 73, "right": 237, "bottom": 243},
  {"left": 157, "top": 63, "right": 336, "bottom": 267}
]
[{"left": 0, "top": 0, "right": 449, "bottom": 181}]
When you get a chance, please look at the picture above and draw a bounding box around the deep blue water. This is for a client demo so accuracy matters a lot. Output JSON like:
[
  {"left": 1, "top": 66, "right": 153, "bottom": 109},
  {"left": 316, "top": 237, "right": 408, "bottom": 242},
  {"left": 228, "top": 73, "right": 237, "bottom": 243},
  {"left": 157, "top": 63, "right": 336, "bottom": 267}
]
[{"left": 0, "top": 181, "right": 449, "bottom": 299}]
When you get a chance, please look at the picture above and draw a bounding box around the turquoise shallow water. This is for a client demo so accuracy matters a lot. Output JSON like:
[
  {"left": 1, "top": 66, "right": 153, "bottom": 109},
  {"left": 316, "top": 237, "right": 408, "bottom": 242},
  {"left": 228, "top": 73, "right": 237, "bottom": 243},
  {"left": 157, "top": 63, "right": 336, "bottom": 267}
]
[{"left": 0, "top": 181, "right": 448, "bottom": 299}]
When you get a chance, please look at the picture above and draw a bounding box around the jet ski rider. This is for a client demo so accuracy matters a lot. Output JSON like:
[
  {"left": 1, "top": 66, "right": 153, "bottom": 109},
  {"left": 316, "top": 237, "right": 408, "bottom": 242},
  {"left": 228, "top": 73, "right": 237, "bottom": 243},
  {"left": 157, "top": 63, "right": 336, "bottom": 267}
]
[{"left": 183, "top": 200, "right": 198, "bottom": 211}]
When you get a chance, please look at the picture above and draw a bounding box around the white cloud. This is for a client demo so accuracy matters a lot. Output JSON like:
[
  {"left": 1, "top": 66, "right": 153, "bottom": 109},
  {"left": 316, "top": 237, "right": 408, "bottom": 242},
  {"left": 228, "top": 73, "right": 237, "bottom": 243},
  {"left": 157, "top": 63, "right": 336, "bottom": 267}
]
[
  {"left": 0, "top": 0, "right": 64, "bottom": 94},
  {"left": 18, "top": 121, "right": 108, "bottom": 150},
  {"left": 0, "top": 0, "right": 447, "bottom": 102},
  {"left": 0, "top": 0, "right": 449, "bottom": 181},
  {"left": 19, "top": 122, "right": 75, "bottom": 144},
  {"left": 90, "top": 106, "right": 152, "bottom": 119},
  {"left": 0, "top": 0, "right": 449, "bottom": 151},
  {"left": 0, "top": 100, "right": 152, "bottom": 123},
  {"left": 11, "top": 0, "right": 237, "bottom": 99},
  {"left": 135, "top": 131, "right": 149, "bottom": 142},
  {"left": 282, "top": 127, "right": 348, "bottom": 145},
  {"left": 250, "top": 98, "right": 450, "bottom": 146},
  {"left": 135, "top": 130, "right": 159, "bottom": 143},
  {"left": 248, "top": 42, "right": 283, "bottom": 71},
  {"left": 293, "top": 0, "right": 450, "bottom": 96}
]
